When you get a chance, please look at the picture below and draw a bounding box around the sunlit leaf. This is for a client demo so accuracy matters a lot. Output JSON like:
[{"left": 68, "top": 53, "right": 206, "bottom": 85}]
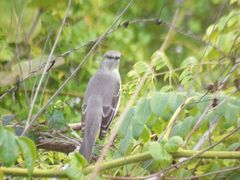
[{"left": 140, "top": 126, "right": 151, "bottom": 143}]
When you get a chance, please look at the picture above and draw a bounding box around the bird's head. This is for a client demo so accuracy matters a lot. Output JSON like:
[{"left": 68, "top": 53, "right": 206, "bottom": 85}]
[{"left": 101, "top": 50, "right": 121, "bottom": 70}]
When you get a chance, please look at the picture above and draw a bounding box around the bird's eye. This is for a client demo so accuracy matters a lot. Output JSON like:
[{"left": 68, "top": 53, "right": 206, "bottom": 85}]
[
  {"left": 106, "top": 55, "right": 113, "bottom": 59},
  {"left": 114, "top": 56, "right": 120, "bottom": 60}
]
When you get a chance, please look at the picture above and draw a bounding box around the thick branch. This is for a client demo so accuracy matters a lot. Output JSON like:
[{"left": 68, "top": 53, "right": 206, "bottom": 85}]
[
  {"left": 37, "top": 138, "right": 77, "bottom": 153},
  {"left": 1, "top": 149, "right": 240, "bottom": 177}
]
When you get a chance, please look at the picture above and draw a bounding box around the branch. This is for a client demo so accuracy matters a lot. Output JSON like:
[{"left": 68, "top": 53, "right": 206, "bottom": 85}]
[
  {"left": 37, "top": 138, "right": 77, "bottom": 153},
  {"left": 1, "top": 149, "right": 240, "bottom": 178},
  {"left": 0, "top": 17, "right": 229, "bottom": 101},
  {"left": 165, "top": 166, "right": 240, "bottom": 180},
  {"left": 104, "top": 166, "right": 240, "bottom": 180},
  {"left": 20, "top": 88, "right": 83, "bottom": 97}
]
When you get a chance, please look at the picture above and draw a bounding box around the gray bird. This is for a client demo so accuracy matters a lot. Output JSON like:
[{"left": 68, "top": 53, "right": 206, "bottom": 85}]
[{"left": 79, "top": 50, "right": 121, "bottom": 162}]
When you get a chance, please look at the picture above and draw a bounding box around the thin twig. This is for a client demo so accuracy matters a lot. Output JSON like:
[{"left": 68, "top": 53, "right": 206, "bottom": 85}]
[
  {"left": 21, "top": 0, "right": 72, "bottom": 136},
  {"left": 102, "top": 166, "right": 240, "bottom": 180},
  {"left": 164, "top": 126, "right": 240, "bottom": 174},
  {"left": 0, "top": 15, "right": 231, "bottom": 101},
  {"left": 183, "top": 103, "right": 212, "bottom": 147}
]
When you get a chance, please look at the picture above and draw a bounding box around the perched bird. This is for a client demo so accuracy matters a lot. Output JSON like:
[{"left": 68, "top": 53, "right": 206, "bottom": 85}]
[{"left": 79, "top": 50, "right": 121, "bottom": 162}]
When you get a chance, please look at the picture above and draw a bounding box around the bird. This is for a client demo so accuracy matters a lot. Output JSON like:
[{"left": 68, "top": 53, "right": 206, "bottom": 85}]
[{"left": 79, "top": 50, "right": 121, "bottom": 162}]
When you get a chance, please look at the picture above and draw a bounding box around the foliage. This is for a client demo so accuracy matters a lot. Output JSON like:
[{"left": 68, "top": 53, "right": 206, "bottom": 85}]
[
  {"left": 0, "top": 0, "right": 240, "bottom": 179},
  {"left": 0, "top": 127, "right": 36, "bottom": 176}
]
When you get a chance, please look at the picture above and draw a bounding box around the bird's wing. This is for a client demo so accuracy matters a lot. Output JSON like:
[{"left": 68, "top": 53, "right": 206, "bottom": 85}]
[
  {"left": 99, "top": 81, "right": 121, "bottom": 139},
  {"left": 82, "top": 70, "right": 121, "bottom": 139},
  {"left": 81, "top": 103, "right": 87, "bottom": 132}
]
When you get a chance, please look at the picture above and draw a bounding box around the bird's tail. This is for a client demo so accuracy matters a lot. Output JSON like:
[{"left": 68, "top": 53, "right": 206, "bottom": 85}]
[{"left": 79, "top": 97, "right": 102, "bottom": 162}]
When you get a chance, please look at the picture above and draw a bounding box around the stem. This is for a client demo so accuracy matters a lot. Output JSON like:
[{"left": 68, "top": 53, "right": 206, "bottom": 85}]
[
  {"left": 1, "top": 149, "right": 239, "bottom": 178},
  {"left": 0, "top": 167, "right": 67, "bottom": 178}
]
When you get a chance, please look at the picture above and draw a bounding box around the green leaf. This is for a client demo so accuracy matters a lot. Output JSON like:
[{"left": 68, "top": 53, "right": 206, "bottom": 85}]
[
  {"left": 149, "top": 142, "right": 162, "bottom": 161},
  {"left": 196, "top": 95, "right": 211, "bottom": 112},
  {"left": 66, "top": 152, "right": 86, "bottom": 180},
  {"left": 227, "top": 142, "right": 240, "bottom": 151},
  {"left": 226, "top": 173, "right": 240, "bottom": 180},
  {"left": 152, "top": 118, "right": 163, "bottom": 134},
  {"left": 118, "top": 108, "right": 135, "bottom": 138},
  {"left": 176, "top": 169, "right": 191, "bottom": 178},
  {"left": 168, "top": 93, "right": 184, "bottom": 112},
  {"left": 47, "top": 110, "right": 66, "bottom": 129},
  {"left": 132, "top": 98, "right": 151, "bottom": 139},
  {"left": 133, "top": 121, "right": 145, "bottom": 140},
  {"left": 66, "top": 166, "right": 84, "bottom": 180},
  {"left": 213, "top": 96, "right": 228, "bottom": 116},
  {"left": 17, "top": 137, "right": 37, "bottom": 176},
  {"left": 150, "top": 92, "right": 168, "bottom": 116},
  {"left": 118, "top": 131, "right": 133, "bottom": 155},
  {"left": 69, "top": 152, "right": 87, "bottom": 167},
  {"left": 133, "top": 61, "right": 149, "bottom": 74},
  {"left": 164, "top": 136, "right": 183, "bottom": 153},
  {"left": 135, "top": 98, "right": 151, "bottom": 123},
  {"left": 140, "top": 126, "right": 151, "bottom": 143},
  {"left": 171, "top": 117, "right": 193, "bottom": 138},
  {"left": 149, "top": 142, "right": 172, "bottom": 168},
  {"left": 0, "top": 127, "right": 19, "bottom": 166}
]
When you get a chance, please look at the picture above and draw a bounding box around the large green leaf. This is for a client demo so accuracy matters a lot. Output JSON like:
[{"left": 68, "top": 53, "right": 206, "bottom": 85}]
[
  {"left": 132, "top": 98, "right": 151, "bottom": 139},
  {"left": 118, "top": 108, "right": 135, "bottom": 138},
  {"left": 135, "top": 98, "right": 151, "bottom": 123},
  {"left": 0, "top": 128, "right": 19, "bottom": 166},
  {"left": 118, "top": 131, "right": 134, "bottom": 155},
  {"left": 17, "top": 137, "right": 37, "bottom": 176},
  {"left": 133, "top": 121, "right": 145, "bottom": 140},
  {"left": 150, "top": 92, "right": 168, "bottom": 116}
]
